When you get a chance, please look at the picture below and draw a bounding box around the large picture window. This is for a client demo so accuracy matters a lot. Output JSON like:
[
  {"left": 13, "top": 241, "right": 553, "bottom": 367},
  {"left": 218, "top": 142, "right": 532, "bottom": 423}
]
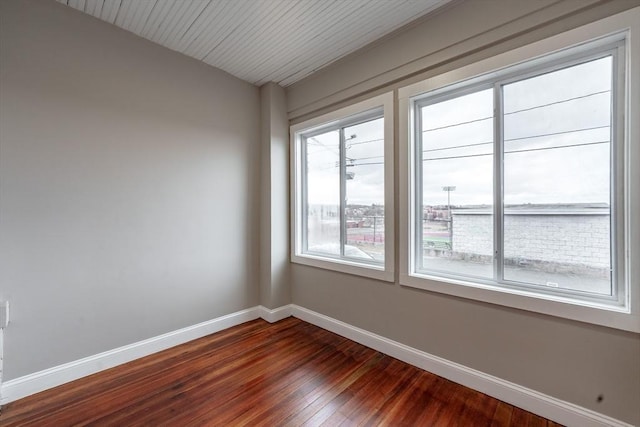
[
  {"left": 401, "top": 34, "right": 633, "bottom": 326},
  {"left": 291, "top": 93, "right": 394, "bottom": 281},
  {"left": 415, "top": 51, "right": 619, "bottom": 300}
]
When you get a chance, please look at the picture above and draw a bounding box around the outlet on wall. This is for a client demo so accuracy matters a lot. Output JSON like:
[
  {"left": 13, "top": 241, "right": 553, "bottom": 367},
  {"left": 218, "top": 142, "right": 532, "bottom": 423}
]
[{"left": 0, "top": 301, "right": 9, "bottom": 329}]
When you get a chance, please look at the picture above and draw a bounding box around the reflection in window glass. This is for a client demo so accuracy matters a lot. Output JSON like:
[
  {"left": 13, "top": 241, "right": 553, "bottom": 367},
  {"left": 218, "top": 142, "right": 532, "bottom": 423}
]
[{"left": 305, "top": 130, "right": 340, "bottom": 256}]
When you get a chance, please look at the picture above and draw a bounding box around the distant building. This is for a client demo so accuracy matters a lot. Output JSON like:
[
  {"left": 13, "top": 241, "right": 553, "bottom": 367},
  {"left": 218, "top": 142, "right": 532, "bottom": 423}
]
[{"left": 450, "top": 203, "right": 610, "bottom": 275}]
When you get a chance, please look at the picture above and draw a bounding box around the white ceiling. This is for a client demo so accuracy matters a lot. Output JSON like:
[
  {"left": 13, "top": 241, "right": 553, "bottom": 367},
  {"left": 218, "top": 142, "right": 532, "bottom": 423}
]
[{"left": 57, "top": 0, "right": 451, "bottom": 87}]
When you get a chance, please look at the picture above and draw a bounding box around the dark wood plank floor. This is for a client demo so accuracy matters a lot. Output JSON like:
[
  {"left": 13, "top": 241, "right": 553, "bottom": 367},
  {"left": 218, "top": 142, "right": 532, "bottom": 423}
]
[{"left": 1, "top": 317, "right": 563, "bottom": 426}]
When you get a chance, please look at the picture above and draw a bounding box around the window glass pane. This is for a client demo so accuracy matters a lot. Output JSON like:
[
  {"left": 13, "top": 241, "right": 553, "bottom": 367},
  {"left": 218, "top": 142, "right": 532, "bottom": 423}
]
[
  {"left": 345, "top": 117, "right": 385, "bottom": 263},
  {"left": 502, "top": 56, "right": 612, "bottom": 295},
  {"left": 419, "top": 88, "right": 494, "bottom": 278},
  {"left": 305, "top": 130, "right": 340, "bottom": 256}
]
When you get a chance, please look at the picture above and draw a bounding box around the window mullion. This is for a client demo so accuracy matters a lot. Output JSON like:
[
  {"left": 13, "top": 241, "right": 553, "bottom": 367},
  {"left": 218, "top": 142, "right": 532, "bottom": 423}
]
[
  {"left": 612, "top": 44, "right": 625, "bottom": 303},
  {"left": 339, "top": 127, "right": 346, "bottom": 258},
  {"left": 415, "top": 103, "right": 424, "bottom": 271},
  {"left": 494, "top": 83, "right": 505, "bottom": 283},
  {"left": 301, "top": 136, "right": 309, "bottom": 254}
]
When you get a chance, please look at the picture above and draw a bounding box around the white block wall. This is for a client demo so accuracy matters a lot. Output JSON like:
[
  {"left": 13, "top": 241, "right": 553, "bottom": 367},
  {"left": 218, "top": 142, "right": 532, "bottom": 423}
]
[
  {"left": 452, "top": 213, "right": 610, "bottom": 268},
  {"left": 451, "top": 214, "right": 493, "bottom": 257}
]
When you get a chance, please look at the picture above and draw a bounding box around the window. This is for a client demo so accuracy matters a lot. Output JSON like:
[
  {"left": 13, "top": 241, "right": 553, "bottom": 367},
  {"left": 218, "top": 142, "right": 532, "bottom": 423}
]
[
  {"left": 415, "top": 50, "right": 620, "bottom": 300},
  {"left": 291, "top": 93, "right": 394, "bottom": 281},
  {"left": 399, "top": 17, "right": 639, "bottom": 332}
]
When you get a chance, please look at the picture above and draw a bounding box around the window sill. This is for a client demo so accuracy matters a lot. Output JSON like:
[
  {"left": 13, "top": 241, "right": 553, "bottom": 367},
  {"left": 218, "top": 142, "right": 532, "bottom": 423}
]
[
  {"left": 292, "top": 253, "right": 394, "bottom": 282},
  {"left": 400, "top": 273, "right": 639, "bottom": 332}
]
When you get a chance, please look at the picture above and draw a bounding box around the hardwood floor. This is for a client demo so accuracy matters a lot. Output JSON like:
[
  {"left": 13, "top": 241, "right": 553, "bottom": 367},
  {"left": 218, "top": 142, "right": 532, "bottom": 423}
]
[{"left": 1, "top": 317, "right": 563, "bottom": 426}]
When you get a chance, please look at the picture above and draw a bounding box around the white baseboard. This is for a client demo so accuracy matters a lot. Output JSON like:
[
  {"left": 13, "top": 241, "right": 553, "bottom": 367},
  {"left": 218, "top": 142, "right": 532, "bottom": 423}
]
[
  {"left": 289, "top": 305, "right": 633, "bottom": 427},
  {"left": 258, "top": 304, "right": 293, "bottom": 323},
  {"left": 1, "top": 306, "right": 263, "bottom": 405},
  {"left": 1, "top": 303, "right": 632, "bottom": 427}
]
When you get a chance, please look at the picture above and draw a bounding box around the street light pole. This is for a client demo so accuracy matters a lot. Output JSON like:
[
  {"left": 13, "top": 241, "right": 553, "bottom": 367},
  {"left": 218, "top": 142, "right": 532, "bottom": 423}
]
[
  {"left": 442, "top": 186, "right": 456, "bottom": 217},
  {"left": 442, "top": 186, "right": 456, "bottom": 247}
]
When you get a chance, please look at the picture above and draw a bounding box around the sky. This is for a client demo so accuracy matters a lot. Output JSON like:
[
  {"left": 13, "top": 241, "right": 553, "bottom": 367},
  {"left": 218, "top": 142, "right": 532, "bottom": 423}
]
[
  {"left": 305, "top": 117, "right": 385, "bottom": 206},
  {"left": 304, "top": 54, "right": 613, "bottom": 209},
  {"left": 421, "top": 55, "right": 612, "bottom": 207}
]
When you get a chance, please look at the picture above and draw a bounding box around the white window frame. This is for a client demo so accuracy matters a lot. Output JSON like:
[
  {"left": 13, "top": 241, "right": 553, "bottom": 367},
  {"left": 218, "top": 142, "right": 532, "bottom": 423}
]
[
  {"left": 291, "top": 92, "right": 394, "bottom": 282},
  {"left": 399, "top": 8, "right": 640, "bottom": 332}
]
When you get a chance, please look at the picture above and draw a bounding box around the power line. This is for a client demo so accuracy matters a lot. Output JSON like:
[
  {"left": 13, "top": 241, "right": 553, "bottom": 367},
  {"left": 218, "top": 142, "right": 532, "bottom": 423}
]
[
  {"left": 423, "top": 141, "right": 492, "bottom": 153},
  {"left": 350, "top": 161, "right": 384, "bottom": 166},
  {"left": 307, "top": 136, "right": 354, "bottom": 161},
  {"left": 505, "top": 140, "right": 609, "bottom": 155},
  {"left": 316, "top": 130, "right": 610, "bottom": 167},
  {"left": 421, "top": 89, "right": 610, "bottom": 134},
  {"left": 351, "top": 155, "right": 384, "bottom": 161},
  {"left": 312, "top": 125, "right": 610, "bottom": 168},
  {"left": 423, "top": 152, "right": 490, "bottom": 162},
  {"left": 505, "top": 89, "right": 610, "bottom": 116},
  {"left": 422, "top": 140, "right": 609, "bottom": 162},
  {"left": 307, "top": 137, "right": 339, "bottom": 156},
  {"left": 311, "top": 158, "right": 384, "bottom": 171},
  {"left": 505, "top": 125, "right": 609, "bottom": 143},
  {"left": 314, "top": 139, "right": 609, "bottom": 169},
  {"left": 348, "top": 138, "right": 383, "bottom": 146},
  {"left": 422, "top": 115, "right": 492, "bottom": 134},
  {"left": 422, "top": 124, "right": 610, "bottom": 154}
]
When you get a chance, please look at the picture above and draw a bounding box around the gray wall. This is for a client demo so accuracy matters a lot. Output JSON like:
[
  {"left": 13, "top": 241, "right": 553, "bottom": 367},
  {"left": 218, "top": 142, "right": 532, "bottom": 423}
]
[
  {"left": 2, "top": 0, "right": 639, "bottom": 424},
  {"left": 259, "top": 83, "right": 291, "bottom": 309},
  {"left": 287, "top": 0, "right": 640, "bottom": 424},
  {"left": 287, "top": 0, "right": 640, "bottom": 121},
  {"left": 0, "top": 0, "right": 260, "bottom": 380}
]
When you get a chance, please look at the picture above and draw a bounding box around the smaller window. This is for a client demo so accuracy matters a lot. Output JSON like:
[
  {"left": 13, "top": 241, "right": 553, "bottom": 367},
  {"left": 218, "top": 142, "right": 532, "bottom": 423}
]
[{"left": 291, "top": 93, "right": 394, "bottom": 281}]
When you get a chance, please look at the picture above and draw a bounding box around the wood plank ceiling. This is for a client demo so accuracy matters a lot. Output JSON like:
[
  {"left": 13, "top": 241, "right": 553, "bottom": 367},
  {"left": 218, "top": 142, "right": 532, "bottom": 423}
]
[{"left": 56, "top": 0, "right": 451, "bottom": 87}]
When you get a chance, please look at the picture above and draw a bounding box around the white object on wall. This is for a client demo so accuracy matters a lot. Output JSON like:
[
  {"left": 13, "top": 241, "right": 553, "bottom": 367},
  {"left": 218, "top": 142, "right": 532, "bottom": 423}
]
[{"left": 0, "top": 301, "right": 9, "bottom": 329}]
